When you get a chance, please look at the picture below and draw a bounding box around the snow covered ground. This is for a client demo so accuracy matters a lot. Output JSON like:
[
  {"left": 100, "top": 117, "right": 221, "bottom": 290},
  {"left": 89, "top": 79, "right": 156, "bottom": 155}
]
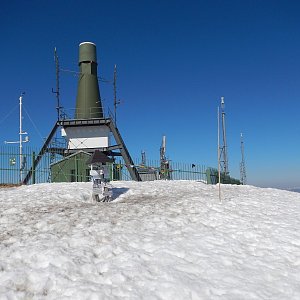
[{"left": 0, "top": 180, "right": 300, "bottom": 299}]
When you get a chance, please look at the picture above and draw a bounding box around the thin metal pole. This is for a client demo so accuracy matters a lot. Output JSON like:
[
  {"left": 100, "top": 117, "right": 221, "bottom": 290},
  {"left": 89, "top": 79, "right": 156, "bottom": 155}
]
[
  {"left": 53, "top": 48, "right": 60, "bottom": 121},
  {"left": 218, "top": 109, "right": 221, "bottom": 201},
  {"left": 18, "top": 93, "right": 30, "bottom": 183},
  {"left": 19, "top": 95, "right": 22, "bottom": 182},
  {"left": 32, "top": 151, "right": 36, "bottom": 184},
  {"left": 113, "top": 64, "right": 118, "bottom": 125}
]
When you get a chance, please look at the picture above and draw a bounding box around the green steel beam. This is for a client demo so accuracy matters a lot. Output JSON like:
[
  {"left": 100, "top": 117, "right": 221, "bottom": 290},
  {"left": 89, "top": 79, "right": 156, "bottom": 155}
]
[{"left": 22, "top": 122, "right": 59, "bottom": 184}]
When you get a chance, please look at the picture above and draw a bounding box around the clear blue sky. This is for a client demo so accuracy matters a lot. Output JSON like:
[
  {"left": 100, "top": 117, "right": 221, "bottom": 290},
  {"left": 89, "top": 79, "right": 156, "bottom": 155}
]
[{"left": 1, "top": 0, "right": 299, "bottom": 188}]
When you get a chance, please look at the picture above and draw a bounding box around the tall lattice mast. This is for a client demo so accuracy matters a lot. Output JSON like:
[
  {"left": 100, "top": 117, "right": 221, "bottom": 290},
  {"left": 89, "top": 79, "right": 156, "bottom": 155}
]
[
  {"left": 220, "top": 97, "right": 229, "bottom": 176},
  {"left": 240, "top": 133, "right": 247, "bottom": 185},
  {"left": 160, "top": 135, "right": 171, "bottom": 180},
  {"left": 141, "top": 150, "right": 146, "bottom": 166},
  {"left": 52, "top": 48, "right": 61, "bottom": 121},
  {"left": 113, "top": 64, "right": 121, "bottom": 125}
]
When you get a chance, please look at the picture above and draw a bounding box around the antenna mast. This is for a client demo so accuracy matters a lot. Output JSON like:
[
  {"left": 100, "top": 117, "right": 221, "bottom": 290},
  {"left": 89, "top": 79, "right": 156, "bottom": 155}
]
[
  {"left": 52, "top": 47, "right": 61, "bottom": 121},
  {"left": 141, "top": 150, "right": 146, "bottom": 166},
  {"left": 4, "top": 93, "right": 29, "bottom": 182},
  {"left": 160, "top": 135, "right": 171, "bottom": 180},
  {"left": 160, "top": 135, "right": 166, "bottom": 162},
  {"left": 220, "top": 96, "right": 229, "bottom": 176},
  {"left": 113, "top": 64, "right": 120, "bottom": 125},
  {"left": 217, "top": 106, "right": 221, "bottom": 201},
  {"left": 240, "top": 133, "right": 247, "bottom": 185}
]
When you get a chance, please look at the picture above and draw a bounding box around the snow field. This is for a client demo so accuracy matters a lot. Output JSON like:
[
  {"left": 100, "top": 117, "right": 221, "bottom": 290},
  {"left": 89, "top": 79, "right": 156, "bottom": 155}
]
[{"left": 0, "top": 181, "right": 300, "bottom": 299}]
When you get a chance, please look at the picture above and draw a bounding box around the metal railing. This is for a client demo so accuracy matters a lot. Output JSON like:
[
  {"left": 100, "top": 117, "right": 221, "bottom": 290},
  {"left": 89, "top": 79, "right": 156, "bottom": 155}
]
[{"left": 58, "top": 107, "right": 112, "bottom": 120}]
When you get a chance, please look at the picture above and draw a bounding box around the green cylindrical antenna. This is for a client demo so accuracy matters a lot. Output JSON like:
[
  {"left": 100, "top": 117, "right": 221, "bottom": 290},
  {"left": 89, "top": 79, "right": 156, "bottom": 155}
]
[{"left": 75, "top": 42, "right": 104, "bottom": 119}]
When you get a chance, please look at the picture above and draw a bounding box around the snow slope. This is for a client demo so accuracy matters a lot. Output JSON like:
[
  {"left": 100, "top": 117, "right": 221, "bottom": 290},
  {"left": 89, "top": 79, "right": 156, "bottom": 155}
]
[{"left": 0, "top": 181, "right": 300, "bottom": 299}]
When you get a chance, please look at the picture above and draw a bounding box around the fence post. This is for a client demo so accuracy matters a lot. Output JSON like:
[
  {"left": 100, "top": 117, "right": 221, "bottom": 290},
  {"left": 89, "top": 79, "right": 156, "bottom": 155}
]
[
  {"left": 75, "top": 155, "right": 78, "bottom": 182},
  {"left": 32, "top": 151, "right": 36, "bottom": 184}
]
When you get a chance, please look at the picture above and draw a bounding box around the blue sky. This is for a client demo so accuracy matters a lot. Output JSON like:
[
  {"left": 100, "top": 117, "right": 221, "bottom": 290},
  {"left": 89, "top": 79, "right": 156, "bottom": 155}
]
[{"left": 1, "top": 0, "right": 299, "bottom": 188}]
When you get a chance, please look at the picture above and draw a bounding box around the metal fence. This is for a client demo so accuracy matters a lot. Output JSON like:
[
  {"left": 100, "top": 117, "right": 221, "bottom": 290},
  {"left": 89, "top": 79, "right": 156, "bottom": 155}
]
[
  {"left": 113, "top": 158, "right": 208, "bottom": 182},
  {"left": 0, "top": 146, "right": 57, "bottom": 185},
  {"left": 0, "top": 146, "right": 209, "bottom": 185}
]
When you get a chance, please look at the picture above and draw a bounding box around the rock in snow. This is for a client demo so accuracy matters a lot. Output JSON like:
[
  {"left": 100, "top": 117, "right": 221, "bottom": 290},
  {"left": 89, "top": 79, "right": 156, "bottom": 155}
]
[{"left": 0, "top": 181, "right": 300, "bottom": 299}]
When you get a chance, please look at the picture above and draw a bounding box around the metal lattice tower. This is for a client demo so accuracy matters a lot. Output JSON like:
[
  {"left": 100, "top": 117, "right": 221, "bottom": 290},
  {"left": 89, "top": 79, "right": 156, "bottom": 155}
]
[
  {"left": 141, "top": 150, "right": 146, "bottom": 166},
  {"left": 160, "top": 135, "right": 171, "bottom": 180},
  {"left": 220, "top": 97, "right": 229, "bottom": 176},
  {"left": 240, "top": 133, "right": 247, "bottom": 185}
]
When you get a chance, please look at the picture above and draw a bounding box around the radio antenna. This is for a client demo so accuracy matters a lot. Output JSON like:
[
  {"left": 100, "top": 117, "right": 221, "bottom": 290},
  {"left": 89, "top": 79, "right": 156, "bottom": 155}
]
[
  {"left": 4, "top": 93, "right": 30, "bottom": 182},
  {"left": 113, "top": 64, "right": 121, "bottom": 125},
  {"left": 240, "top": 133, "right": 247, "bottom": 184},
  {"left": 220, "top": 97, "right": 229, "bottom": 176},
  {"left": 52, "top": 47, "right": 61, "bottom": 121}
]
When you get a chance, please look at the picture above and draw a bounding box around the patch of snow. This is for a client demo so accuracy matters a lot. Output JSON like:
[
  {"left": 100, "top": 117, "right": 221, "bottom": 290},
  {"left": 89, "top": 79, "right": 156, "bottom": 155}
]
[{"left": 0, "top": 181, "right": 300, "bottom": 299}]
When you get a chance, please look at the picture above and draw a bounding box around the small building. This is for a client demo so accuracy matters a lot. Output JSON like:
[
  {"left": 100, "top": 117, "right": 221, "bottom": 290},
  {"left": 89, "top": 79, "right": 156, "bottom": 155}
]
[
  {"left": 136, "top": 166, "right": 159, "bottom": 181},
  {"left": 50, "top": 150, "right": 92, "bottom": 183},
  {"left": 50, "top": 150, "right": 123, "bottom": 183}
]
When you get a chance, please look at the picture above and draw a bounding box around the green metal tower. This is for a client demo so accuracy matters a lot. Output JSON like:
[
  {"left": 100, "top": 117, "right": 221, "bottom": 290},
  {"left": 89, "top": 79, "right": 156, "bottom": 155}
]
[
  {"left": 23, "top": 41, "right": 141, "bottom": 184},
  {"left": 75, "top": 42, "right": 103, "bottom": 119}
]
